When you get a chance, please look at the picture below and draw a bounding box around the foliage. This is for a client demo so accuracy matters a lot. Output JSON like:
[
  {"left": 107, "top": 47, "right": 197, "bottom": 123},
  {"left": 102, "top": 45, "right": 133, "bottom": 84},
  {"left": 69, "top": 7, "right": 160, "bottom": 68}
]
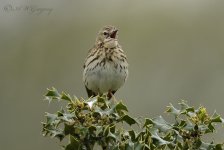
[{"left": 42, "top": 88, "right": 224, "bottom": 150}]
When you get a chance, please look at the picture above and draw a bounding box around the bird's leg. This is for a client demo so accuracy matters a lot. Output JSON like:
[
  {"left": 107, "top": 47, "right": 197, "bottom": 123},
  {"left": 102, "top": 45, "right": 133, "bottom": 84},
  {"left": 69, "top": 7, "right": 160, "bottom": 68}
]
[
  {"left": 107, "top": 90, "right": 116, "bottom": 100},
  {"left": 85, "top": 86, "right": 96, "bottom": 98},
  {"left": 107, "top": 92, "right": 111, "bottom": 100}
]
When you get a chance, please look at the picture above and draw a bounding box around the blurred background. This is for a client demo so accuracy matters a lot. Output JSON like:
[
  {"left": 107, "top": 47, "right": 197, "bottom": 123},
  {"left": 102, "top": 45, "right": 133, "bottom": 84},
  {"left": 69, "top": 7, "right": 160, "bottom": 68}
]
[{"left": 1, "top": 0, "right": 224, "bottom": 149}]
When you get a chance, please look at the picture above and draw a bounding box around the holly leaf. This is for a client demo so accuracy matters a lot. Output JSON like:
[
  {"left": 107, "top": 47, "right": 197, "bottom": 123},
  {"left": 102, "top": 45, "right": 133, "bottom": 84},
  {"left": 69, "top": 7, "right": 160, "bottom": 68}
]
[
  {"left": 166, "top": 103, "right": 181, "bottom": 116},
  {"left": 150, "top": 128, "right": 170, "bottom": 146},
  {"left": 150, "top": 116, "right": 172, "bottom": 132},
  {"left": 115, "top": 102, "right": 128, "bottom": 113},
  {"left": 45, "top": 113, "right": 58, "bottom": 124},
  {"left": 45, "top": 87, "right": 60, "bottom": 101},
  {"left": 61, "top": 92, "right": 72, "bottom": 102},
  {"left": 120, "top": 115, "right": 137, "bottom": 126},
  {"left": 65, "top": 135, "right": 81, "bottom": 150}
]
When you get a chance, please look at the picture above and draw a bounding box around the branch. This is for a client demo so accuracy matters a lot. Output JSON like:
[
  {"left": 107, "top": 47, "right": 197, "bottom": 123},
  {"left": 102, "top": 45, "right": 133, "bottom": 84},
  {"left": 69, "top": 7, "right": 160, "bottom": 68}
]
[{"left": 42, "top": 87, "right": 224, "bottom": 150}]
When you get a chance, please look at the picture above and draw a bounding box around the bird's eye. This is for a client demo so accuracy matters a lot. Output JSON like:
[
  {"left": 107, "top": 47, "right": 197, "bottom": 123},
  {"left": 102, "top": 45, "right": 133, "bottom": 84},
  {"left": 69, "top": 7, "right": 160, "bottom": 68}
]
[{"left": 103, "top": 32, "right": 108, "bottom": 35}]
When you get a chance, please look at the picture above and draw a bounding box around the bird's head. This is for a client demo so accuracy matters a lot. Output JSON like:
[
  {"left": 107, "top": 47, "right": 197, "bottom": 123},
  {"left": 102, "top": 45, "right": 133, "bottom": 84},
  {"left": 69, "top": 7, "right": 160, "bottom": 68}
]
[{"left": 95, "top": 25, "right": 118, "bottom": 45}]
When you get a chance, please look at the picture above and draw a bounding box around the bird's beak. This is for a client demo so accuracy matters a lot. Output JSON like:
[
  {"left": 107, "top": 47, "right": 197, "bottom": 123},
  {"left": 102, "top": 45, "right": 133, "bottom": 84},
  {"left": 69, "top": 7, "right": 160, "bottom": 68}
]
[{"left": 110, "top": 29, "right": 118, "bottom": 38}]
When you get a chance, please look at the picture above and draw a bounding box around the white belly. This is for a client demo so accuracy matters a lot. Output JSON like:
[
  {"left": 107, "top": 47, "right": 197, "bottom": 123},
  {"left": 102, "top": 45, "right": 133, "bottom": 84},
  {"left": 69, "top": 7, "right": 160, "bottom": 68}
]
[{"left": 84, "top": 61, "right": 127, "bottom": 94}]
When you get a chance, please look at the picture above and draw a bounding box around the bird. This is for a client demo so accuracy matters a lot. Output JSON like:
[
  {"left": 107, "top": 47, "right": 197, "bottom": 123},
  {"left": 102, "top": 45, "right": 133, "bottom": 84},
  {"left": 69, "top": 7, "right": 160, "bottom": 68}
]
[{"left": 83, "top": 25, "right": 128, "bottom": 99}]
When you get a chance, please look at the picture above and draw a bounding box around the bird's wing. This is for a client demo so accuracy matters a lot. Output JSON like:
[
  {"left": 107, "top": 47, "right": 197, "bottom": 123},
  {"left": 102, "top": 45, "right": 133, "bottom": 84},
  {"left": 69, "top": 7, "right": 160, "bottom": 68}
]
[{"left": 83, "top": 47, "right": 96, "bottom": 68}]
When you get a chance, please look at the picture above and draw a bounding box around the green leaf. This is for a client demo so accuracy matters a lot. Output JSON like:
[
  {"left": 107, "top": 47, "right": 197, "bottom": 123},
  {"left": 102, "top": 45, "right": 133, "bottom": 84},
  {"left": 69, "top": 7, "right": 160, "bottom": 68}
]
[
  {"left": 45, "top": 87, "right": 60, "bottom": 98},
  {"left": 103, "top": 125, "right": 110, "bottom": 136},
  {"left": 88, "top": 125, "right": 96, "bottom": 132},
  {"left": 211, "top": 115, "right": 223, "bottom": 123},
  {"left": 143, "top": 118, "right": 153, "bottom": 128},
  {"left": 75, "top": 127, "right": 88, "bottom": 139},
  {"left": 64, "top": 123, "right": 75, "bottom": 135},
  {"left": 179, "top": 100, "right": 190, "bottom": 110},
  {"left": 128, "top": 130, "right": 136, "bottom": 141},
  {"left": 115, "top": 102, "right": 128, "bottom": 112},
  {"left": 45, "top": 113, "right": 58, "bottom": 124},
  {"left": 166, "top": 103, "right": 181, "bottom": 116},
  {"left": 107, "top": 130, "right": 117, "bottom": 141},
  {"left": 112, "top": 145, "right": 120, "bottom": 150},
  {"left": 61, "top": 112, "right": 76, "bottom": 122},
  {"left": 54, "top": 131, "right": 64, "bottom": 141},
  {"left": 187, "top": 111, "right": 197, "bottom": 118},
  {"left": 151, "top": 116, "right": 172, "bottom": 132},
  {"left": 61, "top": 92, "right": 72, "bottom": 101},
  {"left": 96, "top": 96, "right": 109, "bottom": 110},
  {"left": 200, "top": 141, "right": 217, "bottom": 150},
  {"left": 57, "top": 108, "right": 65, "bottom": 117},
  {"left": 42, "top": 89, "right": 224, "bottom": 150},
  {"left": 150, "top": 128, "right": 170, "bottom": 146},
  {"left": 65, "top": 135, "right": 81, "bottom": 150},
  {"left": 97, "top": 96, "right": 107, "bottom": 104},
  {"left": 198, "top": 124, "right": 210, "bottom": 133},
  {"left": 44, "top": 128, "right": 64, "bottom": 141},
  {"left": 215, "top": 144, "right": 224, "bottom": 150},
  {"left": 211, "top": 111, "right": 224, "bottom": 123},
  {"left": 134, "top": 141, "right": 144, "bottom": 150},
  {"left": 178, "top": 120, "right": 187, "bottom": 128},
  {"left": 186, "top": 107, "right": 194, "bottom": 113},
  {"left": 194, "top": 139, "right": 202, "bottom": 149},
  {"left": 207, "top": 123, "right": 215, "bottom": 133},
  {"left": 120, "top": 115, "right": 137, "bottom": 126},
  {"left": 125, "top": 141, "right": 134, "bottom": 150},
  {"left": 92, "top": 111, "right": 102, "bottom": 118},
  {"left": 95, "top": 126, "right": 103, "bottom": 136}
]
